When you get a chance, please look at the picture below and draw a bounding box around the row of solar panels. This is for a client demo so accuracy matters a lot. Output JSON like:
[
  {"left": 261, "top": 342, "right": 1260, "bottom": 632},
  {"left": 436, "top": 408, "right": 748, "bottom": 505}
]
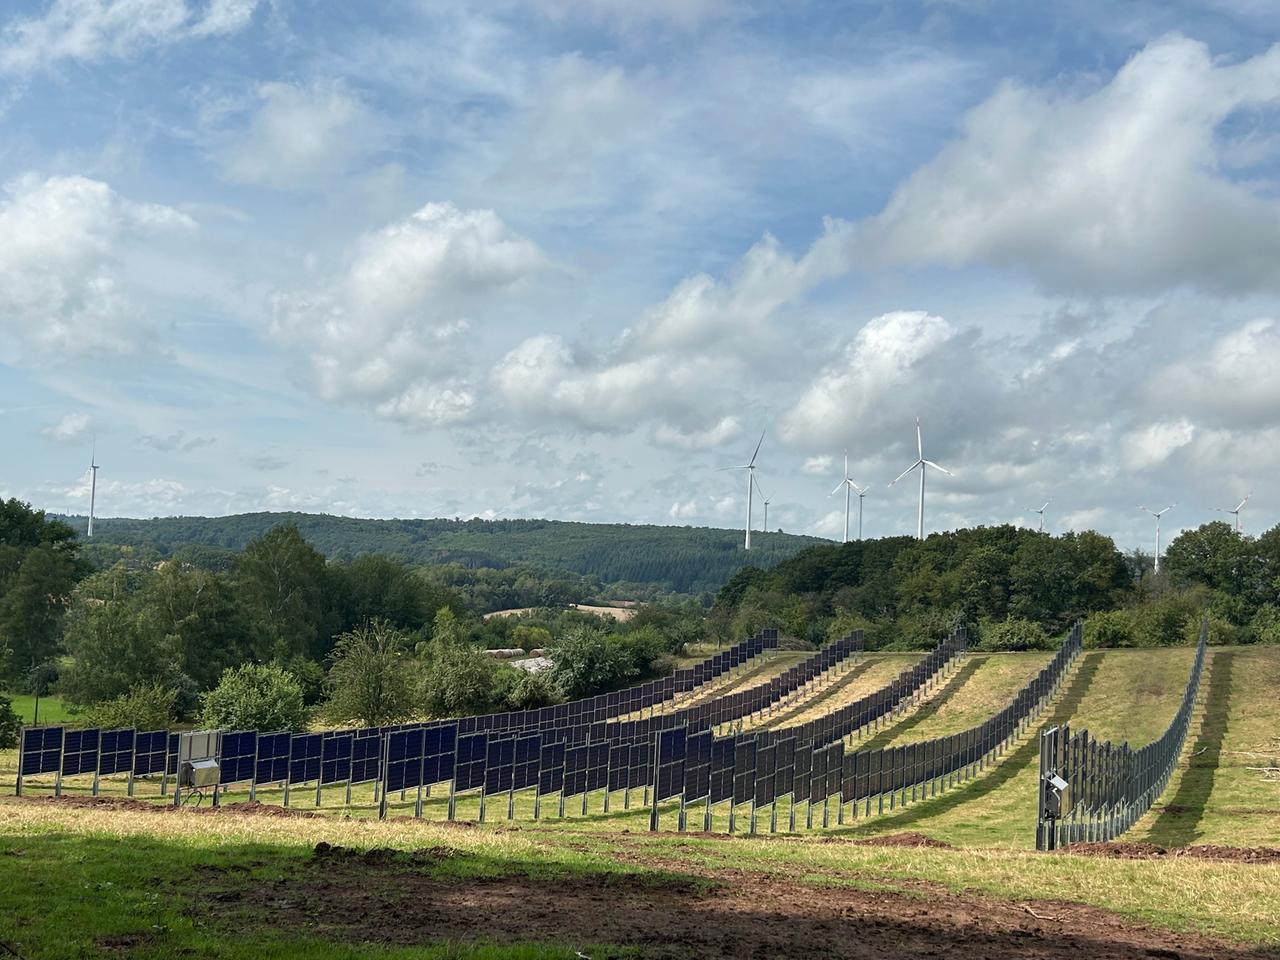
[
  {"left": 651, "top": 623, "right": 1083, "bottom": 815},
  {"left": 16, "top": 629, "right": 966, "bottom": 812},
  {"left": 454, "top": 628, "right": 783, "bottom": 736}
]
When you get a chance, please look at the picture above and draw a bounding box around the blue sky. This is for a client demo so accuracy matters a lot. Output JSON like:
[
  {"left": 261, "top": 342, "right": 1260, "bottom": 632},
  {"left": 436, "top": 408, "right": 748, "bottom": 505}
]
[{"left": 2, "top": 0, "right": 1280, "bottom": 551}]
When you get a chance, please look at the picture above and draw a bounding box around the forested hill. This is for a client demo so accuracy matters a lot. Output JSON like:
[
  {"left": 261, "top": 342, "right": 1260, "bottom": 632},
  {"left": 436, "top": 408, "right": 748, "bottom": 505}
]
[{"left": 70, "top": 513, "right": 828, "bottom": 595}]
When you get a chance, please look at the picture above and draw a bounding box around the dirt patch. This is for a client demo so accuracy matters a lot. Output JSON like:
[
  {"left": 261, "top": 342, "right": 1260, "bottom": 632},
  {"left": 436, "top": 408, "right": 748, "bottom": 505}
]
[
  {"left": 195, "top": 853, "right": 1271, "bottom": 959},
  {"left": 1063, "top": 842, "right": 1280, "bottom": 864},
  {"left": 33, "top": 795, "right": 321, "bottom": 819},
  {"left": 312, "top": 842, "right": 462, "bottom": 866},
  {"left": 833, "top": 832, "right": 955, "bottom": 850}
]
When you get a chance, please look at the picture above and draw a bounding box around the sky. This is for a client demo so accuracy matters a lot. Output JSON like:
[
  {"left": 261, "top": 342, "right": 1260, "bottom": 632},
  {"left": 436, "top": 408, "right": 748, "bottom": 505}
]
[{"left": 1, "top": 0, "right": 1279, "bottom": 551}]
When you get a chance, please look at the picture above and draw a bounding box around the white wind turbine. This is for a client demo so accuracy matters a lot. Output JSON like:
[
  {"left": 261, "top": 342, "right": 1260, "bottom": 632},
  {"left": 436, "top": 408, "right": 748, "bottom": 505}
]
[
  {"left": 1215, "top": 493, "right": 1252, "bottom": 534},
  {"left": 889, "top": 418, "right": 953, "bottom": 540},
  {"left": 719, "top": 430, "right": 765, "bottom": 550},
  {"left": 1140, "top": 504, "right": 1175, "bottom": 574},
  {"left": 831, "top": 450, "right": 869, "bottom": 542},
  {"left": 1029, "top": 499, "right": 1052, "bottom": 533},
  {"left": 87, "top": 441, "right": 99, "bottom": 538},
  {"left": 754, "top": 474, "right": 770, "bottom": 534}
]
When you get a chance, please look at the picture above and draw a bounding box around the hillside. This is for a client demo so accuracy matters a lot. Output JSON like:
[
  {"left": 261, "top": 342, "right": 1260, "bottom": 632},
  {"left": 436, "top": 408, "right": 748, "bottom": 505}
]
[{"left": 68, "top": 512, "right": 828, "bottom": 595}]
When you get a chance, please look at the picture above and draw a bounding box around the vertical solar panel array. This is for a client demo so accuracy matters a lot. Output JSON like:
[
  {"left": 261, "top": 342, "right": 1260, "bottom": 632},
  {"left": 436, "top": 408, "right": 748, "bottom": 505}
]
[
  {"left": 321, "top": 731, "right": 354, "bottom": 786},
  {"left": 133, "top": 731, "right": 168, "bottom": 776},
  {"left": 61, "top": 728, "right": 100, "bottom": 777},
  {"left": 254, "top": 732, "right": 290, "bottom": 785},
  {"left": 98, "top": 729, "right": 135, "bottom": 777},
  {"left": 219, "top": 731, "right": 257, "bottom": 786},
  {"left": 19, "top": 727, "right": 62, "bottom": 778}
]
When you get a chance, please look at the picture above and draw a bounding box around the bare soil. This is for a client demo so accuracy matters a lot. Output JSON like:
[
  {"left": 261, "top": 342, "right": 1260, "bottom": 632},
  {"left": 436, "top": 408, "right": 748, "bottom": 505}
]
[
  {"left": 190, "top": 841, "right": 1277, "bottom": 960},
  {"left": 38, "top": 795, "right": 322, "bottom": 818},
  {"left": 1063, "top": 841, "right": 1280, "bottom": 864}
]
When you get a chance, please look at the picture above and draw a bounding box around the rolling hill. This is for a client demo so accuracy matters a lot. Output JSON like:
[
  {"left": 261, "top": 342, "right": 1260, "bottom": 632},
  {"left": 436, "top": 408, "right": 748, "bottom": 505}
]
[{"left": 67, "top": 512, "right": 829, "bottom": 595}]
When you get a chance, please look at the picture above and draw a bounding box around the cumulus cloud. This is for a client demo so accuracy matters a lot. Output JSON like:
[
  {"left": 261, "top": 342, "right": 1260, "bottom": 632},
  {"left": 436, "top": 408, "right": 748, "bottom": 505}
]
[
  {"left": 1148, "top": 319, "right": 1280, "bottom": 428},
  {"left": 652, "top": 416, "right": 740, "bottom": 450},
  {"left": 780, "top": 311, "right": 960, "bottom": 447},
  {"left": 221, "top": 79, "right": 382, "bottom": 189},
  {"left": 802, "top": 455, "right": 833, "bottom": 476},
  {"left": 270, "top": 201, "right": 545, "bottom": 426},
  {"left": 0, "top": 0, "right": 258, "bottom": 73},
  {"left": 137, "top": 431, "right": 215, "bottom": 452},
  {"left": 0, "top": 173, "right": 195, "bottom": 359},
  {"left": 864, "top": 36, "right": 1280, "bottom": 295},
  {"left": 43, "top": 412, "right": 92, "bottom": 442},
  {"left": 1123, "top": 419, "right": 1197, "bottom": 471},
  {"left": 493, "top": 223, "right": 849, "bottom": 435}
]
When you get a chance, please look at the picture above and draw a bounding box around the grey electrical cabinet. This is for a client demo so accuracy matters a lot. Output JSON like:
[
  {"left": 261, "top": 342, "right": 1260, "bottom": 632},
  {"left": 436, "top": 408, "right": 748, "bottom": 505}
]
[{"left": 181, "top": 757, "right": 221, "bottom": 789}]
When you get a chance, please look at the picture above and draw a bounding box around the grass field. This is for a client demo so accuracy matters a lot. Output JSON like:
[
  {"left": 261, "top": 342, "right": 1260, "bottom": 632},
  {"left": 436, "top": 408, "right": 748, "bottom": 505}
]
[
  {"left": 2, "top": 646, "right": 1277, "bottom": 959},
  {"left": 4, "top": 691, "right": 73, "bottom": 725}
]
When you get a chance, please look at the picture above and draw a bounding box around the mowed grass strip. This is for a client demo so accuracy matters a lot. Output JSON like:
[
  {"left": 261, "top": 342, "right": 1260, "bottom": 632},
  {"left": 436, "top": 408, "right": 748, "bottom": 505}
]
[
  {"left": 1129, "top": 646, "right": 1280, "bottom": 849},
  {"left": 760, "top": 653, "right": 922, "bottom": 731}
]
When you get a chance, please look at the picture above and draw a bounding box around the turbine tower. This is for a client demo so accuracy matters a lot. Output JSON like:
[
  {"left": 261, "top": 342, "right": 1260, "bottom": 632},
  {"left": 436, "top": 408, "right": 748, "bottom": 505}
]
[
  {"left": 831, "top": 451, "right": 869, "bottom": 542},
  {"left": 889, "top": 418, "right": 953, "bottom": 540},
  {"left": 1030, "top": 499, "right": 1052, "bottom": 533},
  {"left": 753, "top": 473, "right": 770, "bottom": 533},
  {"left": 87, "top": 442, "right": 99, "bottom": 538},
  {"left": 1215, "top": 493, "right": 1252, "bottom": 534},
  {"left": 1140, "top": 504, "right": 1175, "bottom": 574},
  {"left": 719, "top": 430, "right": 765, "bottom": 550}
]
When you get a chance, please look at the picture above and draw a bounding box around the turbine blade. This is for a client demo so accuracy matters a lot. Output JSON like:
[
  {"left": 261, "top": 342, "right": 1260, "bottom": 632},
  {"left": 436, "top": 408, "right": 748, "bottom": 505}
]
[
  {"left": 1041, "top": 499, "right": 1052, "bottom": 511},
  {"left": 843, "top": 450, "right": 849, "bottom": 479},
  {"left": 1237, "top": 495, "right": 1251, "bottom": 511},
  {"left": 748, "top": 430, "right": 765, "bottom": 467},
  {"left": 890, "top": 461, "right": 921, "bottom": 486},
  {"left": 916, "top": 418, "right": 923, "bottom": 459},
  {"left": 831, "top": 480, "right": 847, "bottom": 496},
  {"left": 922, "top": 459, "right": 954, "bottom": 477},
  {"left": 716, "top": 465, "right": 749, "bottom": 472}
]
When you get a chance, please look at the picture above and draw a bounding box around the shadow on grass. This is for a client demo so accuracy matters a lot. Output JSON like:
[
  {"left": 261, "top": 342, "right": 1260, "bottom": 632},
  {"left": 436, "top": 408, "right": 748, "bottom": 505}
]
[
  {"left": 830, "top": 651, "right": 1104, "bottom": 838},
  {"left": 1144, "top": 648, "right": 1236, "bottom": 847},
  {"left": 859, "top": 656, "right": 988, "bottom": 750},
  {"left": 766, "top": 658, "right": 878, "bottom": 728}
]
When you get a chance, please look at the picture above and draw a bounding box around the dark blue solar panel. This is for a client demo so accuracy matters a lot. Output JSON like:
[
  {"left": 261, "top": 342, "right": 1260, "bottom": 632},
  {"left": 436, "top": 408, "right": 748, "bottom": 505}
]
[
  {"left": 62, "top": 728, "right": 100, "bottom": 777},
  {"left": 351, "top": 729, "right": 382, "bottom": 784},
  {"left": 709, "top": 736, "right": 735, "bottom": 803},
  {"left": 484, "top": 737, "right": 516, "bottom": 794},
  {"left": 219, "top": 731, "right": 257, "bottom": 785},
  {"left": 454, "top": 732, "right": 487, "bottom": 792},
  {"left": 321, "top": 731, "right": 354, "bottom": 786},
  {"left": 254, "top": 732, "right": 290, "bottom": 784},
  {"left": 288, "top": 733, "right": 323, "bottom": 785},
  {"left": 384, "top": 728, "right": 424, "bottom": 793},
  {"left": 515, "top": 734, "right": 541, "bottom": 791},
  {"left": 563, "top": 744, "right": 588, "bottom": 797},
  {"left": 538, "top": 740, "right": 565, "bottom": 794},
  {"left": 654, "top": 727, "right": 686, "bottom": 802},
  {"left": 131, "top": 731, "right": 167, "bottom": 776},
  {"left": 20, "top": 726, "right": 63, "bottom": 777},
  {"left": 98, "top": 729, "right": 135, "bottom": 776},
  {"left": 166, "top": 733, "right": 179, "bottom": 776},
  {"left": 423, "top": 723, "right": 456, "bottom": 785}
]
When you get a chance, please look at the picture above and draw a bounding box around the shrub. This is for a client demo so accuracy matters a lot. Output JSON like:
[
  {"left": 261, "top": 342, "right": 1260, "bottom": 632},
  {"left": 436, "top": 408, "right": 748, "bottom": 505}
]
[
  {"left": 1083, "top": 609, "right": 1135, "bottom": 648},
  {"left": 79, "top": 681, "right": 178, "bottom": 731},
  {"left": 976, "top": 617, "right": 1054, "bottom": 651},
  {"left": 0, "top": 696, "right": 20, "bottom": 748},
  {"left": 1248, "top": 604, "right": 1280, "bottom": 645},
  {"left": 324, "top": 620, "right": 417, "bottom": 727},
  {"left": 198, "top": 663, "right": 308, "bottom": 731},
  {"left": 419, "top": 641, "right": 504, "bottom": 718}
]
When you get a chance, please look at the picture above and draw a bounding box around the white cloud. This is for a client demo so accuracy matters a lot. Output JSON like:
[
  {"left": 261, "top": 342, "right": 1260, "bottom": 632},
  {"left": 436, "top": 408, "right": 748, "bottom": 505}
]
[
  {"left": 1123, "top": 419, "right": 1197, "bottom": 471},
  {"left": 270, "top": 201, "right": 545, "bottom": 425},
  {"left": 864, "top": 35, "right": 1280, "bottom": 295},
  {"left": 526, "top": 0, "right": 728, "bottom": 31},
  {"left": 781, "top": 311, "right": 958, "bottom": 447},
  {"left": 494, "top": 223, "right": 849, "bottom": 435},
  {"left": 802, "top": 455, "right": 834, "bottom": 476},
  {"left": 652, "top": 416, "right": 740, "bottom": 450},
  {"left": 668, "top": 498, "right": 698, "bottom": 520},
  {"left": 0, "top": 0, "right": 259, "bottom": 73},
  {"left": 43, "top": 411, "right": 92, "bottom": 441},
  {"left": 1148, "top": 318, "right": 1280, "bottom": 428},
  {"left": 221, "top": 79, "right": 381, "bottom": 189},
  {"left": 0, "top": 173, "right": 195, "bottom": 360}
]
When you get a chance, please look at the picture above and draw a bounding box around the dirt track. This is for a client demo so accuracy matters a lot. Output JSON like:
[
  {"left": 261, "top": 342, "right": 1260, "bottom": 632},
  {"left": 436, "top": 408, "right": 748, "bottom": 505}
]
[{"left": 191, "top": 840, "right": 1278, "bottom": 960}]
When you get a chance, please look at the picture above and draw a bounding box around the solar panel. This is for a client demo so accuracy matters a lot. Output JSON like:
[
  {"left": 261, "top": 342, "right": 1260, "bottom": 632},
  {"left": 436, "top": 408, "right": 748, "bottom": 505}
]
[
  {"left": 454, "top": 732, "right": 487, "bottom": 792},
  {"left": 538, "top": 740, "right": 565, "bottom": 795},
  {"left": 732, "top": 737, "right": 757, "bottom": 806},
  {"left": 62, "top": 728, "right": 100, "bottom": 777},
  {"left": 709, "top": 736, "right": 735, "bottom": 803},
  {"left": 97, "top": 729, "right": 135, "bottom": 777},
  {"left": 254, "top": 732, "right": 290, "bottom": 784},
  {"left": 423, "top": 723, "right": 457, "bottom": 786},
  {"left": 515, "top": 734, "right": 541, "bottom": 791},
  {"left": 219, "top": 731, "right": 257, "bottom": 785},
  {"left": 128, "top": 731, "right": 165, "bottom": 777},
  {"left": 563, "top": 744, "right": 588, "bottom": 798},
  {"left": 288, "top": 733, "right": 323, "bottom": 785},
  {"left": 384, "top": 728, "right": 425, "bottom": 793},
  {"left": 20, "top": 726, "right": 62, "bottom": 777},
  {"left": 351, "top": 729, "right": 383, "bottom": 784},
  {"left": 484, "top": 736, "right": 516, "bottom": 794},
  {"left": 684, "top": 730, "right": 712, "bottom": 800},
  {"left": 654, "top": 727, "right": 686, "bottom": 802},
  {"left": 321, "top": 731, "right": 354, "bottom": 786}
]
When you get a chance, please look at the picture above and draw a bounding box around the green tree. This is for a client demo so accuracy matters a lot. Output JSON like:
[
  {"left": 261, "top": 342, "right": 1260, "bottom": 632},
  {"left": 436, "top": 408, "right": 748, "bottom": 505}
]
[
  {"left": 235, "top": 525, "right": 334, "bottom": 662},
  {"left": 80, "top": 680, "right": 178, "bottom": 731},
  {"left": 324, "top": 620, "right": 417, "bottom": 726},
  {"left": 0, "top": 695, "right": 19, "bottom": 748},
  {"left": 548, "top": 626, "right": 640, "bottom": 699},
  {"left": 199, "top": 663, "right": 308, "bottom": 731},
  {"left": 419, "top": 643, "right": 502, "bottom": 718}
]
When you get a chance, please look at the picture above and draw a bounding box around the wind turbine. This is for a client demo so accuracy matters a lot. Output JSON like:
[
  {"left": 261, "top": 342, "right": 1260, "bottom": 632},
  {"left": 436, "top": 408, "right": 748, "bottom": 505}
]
[
  {"left": 1215, "top": 493, "right": 1252, "bottom": 534},
  {"left": 831, "top": 451, "right": 869, "bottom": 542},
  {"left": 753, "top": 473, "right": 770, "bottom": 534},
  {"left": 1029, "top": 499, "right": 1052, "bottom": 533},
  {"left": 889, "top": 418, "right": 953, "bottom": 540},
  {"left": 1140, "top": 504, "right": 1175, "bottom": 574},
  {"left": 87, "top": 441, "right": 99, "bottom": 538},
  {"left": 719, "top": 430, "right": 765, "bottom": 550}
]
